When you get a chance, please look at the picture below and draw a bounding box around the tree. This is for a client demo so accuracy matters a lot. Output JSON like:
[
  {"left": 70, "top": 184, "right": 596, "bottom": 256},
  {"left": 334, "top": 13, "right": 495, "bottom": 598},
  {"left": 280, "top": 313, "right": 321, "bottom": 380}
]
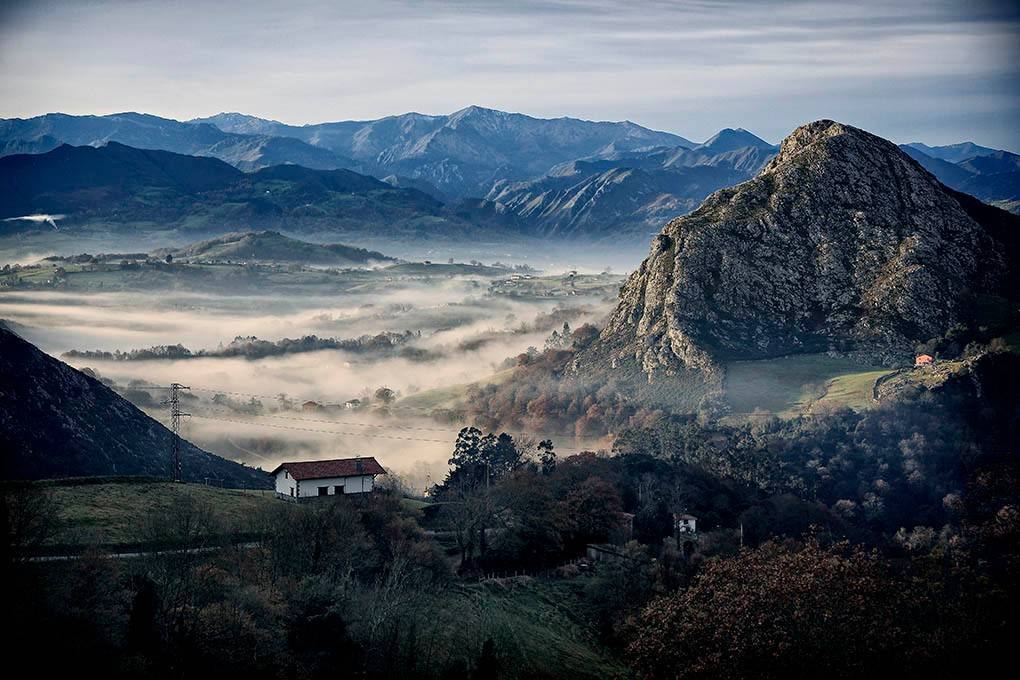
[
  {"left": 1, "top": 486, "right": 59, "bottom": 565},
  {"left": 537, "top": 440, "right": 557, "bottom": 475},
  {"left": 561, "top": 477, "right": 623, "bottom": 547},
  {"left": 374, "top": 387, "right": 397, "bottom": 405},
  {"left": 628, "top": 540, "right": 931, "bottom": 680}
]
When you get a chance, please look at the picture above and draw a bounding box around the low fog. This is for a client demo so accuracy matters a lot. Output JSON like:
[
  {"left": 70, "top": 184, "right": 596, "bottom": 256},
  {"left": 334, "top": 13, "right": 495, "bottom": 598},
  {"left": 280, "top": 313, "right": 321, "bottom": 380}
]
[{"left": 1, "top": 266, "right": 618, "bottom": 486}]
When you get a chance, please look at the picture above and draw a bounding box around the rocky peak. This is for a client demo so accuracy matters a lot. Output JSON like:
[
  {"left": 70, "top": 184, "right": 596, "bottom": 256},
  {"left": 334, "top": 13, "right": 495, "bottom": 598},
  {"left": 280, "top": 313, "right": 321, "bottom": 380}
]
[{"left": 572, "top": 120, "right": 1011, "bottom": 380}]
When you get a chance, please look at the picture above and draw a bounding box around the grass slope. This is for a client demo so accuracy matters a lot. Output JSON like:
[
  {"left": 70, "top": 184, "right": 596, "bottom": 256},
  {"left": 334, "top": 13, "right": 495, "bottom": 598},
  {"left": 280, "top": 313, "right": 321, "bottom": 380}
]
[
  {"left": 724, "top": 353, "right": 894, "bottom": 418},
  {"left": 397, "top": 368, "right": 516, "bottom": 412},
  {"left": 424, "top": 579, "right": 626, "bottom": 679},
  {"left": 44, "top": 480, "right": 275, "bottom": 548}
]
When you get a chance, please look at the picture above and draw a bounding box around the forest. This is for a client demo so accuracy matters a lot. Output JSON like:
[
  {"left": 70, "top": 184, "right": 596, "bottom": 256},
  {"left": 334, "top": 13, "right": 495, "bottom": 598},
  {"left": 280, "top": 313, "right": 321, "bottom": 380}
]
[{"left": 4, "top": 349, "right": 1017, "bottom": 678}]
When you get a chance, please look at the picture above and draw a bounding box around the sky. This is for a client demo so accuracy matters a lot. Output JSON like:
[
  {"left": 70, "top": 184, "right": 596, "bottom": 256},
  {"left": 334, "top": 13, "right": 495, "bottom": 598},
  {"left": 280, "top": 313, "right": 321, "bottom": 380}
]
[{"left": 0, "top": 0, "right": 1018, "bottom": 149}]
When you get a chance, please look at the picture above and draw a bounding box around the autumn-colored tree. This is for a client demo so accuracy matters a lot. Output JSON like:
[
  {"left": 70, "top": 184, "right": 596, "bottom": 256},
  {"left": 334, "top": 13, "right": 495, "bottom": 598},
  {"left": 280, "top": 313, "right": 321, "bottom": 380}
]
[
  {"left": 628, "top": 540, "right": 932, "bottom": 680},
  {"left": 561, "top": 476, "right": 623, "bottom": 547}
]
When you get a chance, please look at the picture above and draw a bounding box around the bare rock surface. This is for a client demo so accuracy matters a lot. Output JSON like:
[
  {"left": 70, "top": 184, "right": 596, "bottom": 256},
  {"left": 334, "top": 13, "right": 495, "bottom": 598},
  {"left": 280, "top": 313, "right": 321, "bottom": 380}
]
[{"left": 574, "top": 120, "right": 1011, "bottom": 380}]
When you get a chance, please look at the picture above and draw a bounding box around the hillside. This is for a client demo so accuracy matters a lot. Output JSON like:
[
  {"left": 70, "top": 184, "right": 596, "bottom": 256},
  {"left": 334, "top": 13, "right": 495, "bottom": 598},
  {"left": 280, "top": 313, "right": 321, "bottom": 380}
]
[
  {"left": 0, "top": 142, "right": 520, "bottom": 241},
  {"left": 488, "top": 159, "right": 752, "bottom": 239},
  {"left": 160, "top": 230, "right": 393, "bottom": 265},
  {"left": 0, "top": 325, "right": 268, "bottom": 486},
  {"left": 0, "top": 142, "right": 242, "bottom": 217},
  {"left": 573, "top": 120, "right": 1018, "bottom": 380}
]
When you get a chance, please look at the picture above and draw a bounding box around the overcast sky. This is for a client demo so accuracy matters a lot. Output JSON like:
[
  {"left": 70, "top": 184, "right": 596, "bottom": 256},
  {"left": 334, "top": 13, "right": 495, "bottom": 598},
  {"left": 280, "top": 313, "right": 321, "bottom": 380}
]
[{"left": 1, "top": 0, "right": 1017, "bottom": 148}]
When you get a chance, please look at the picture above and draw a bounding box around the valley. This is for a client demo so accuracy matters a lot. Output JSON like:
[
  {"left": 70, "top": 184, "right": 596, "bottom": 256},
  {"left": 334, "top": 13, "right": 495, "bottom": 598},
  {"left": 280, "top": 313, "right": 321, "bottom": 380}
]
[{"left": 2, "top": 82, "right": 1018, "bottom": 680}]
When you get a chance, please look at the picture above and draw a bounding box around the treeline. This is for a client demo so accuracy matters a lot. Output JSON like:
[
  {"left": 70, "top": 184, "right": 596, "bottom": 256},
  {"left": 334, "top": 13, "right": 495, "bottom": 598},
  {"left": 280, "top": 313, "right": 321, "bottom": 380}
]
[
  {"left": 3, "top": 492, "right": 458, "bottom": 678},
  {"left": 614, "top": 350, "right": 1020, "bottom": 538},
  {"left": 422, "top": 350, "right": 1020, "bottom": 674},
  {"left": 64, "top": 330, "right": 425, "bottom": 361}
]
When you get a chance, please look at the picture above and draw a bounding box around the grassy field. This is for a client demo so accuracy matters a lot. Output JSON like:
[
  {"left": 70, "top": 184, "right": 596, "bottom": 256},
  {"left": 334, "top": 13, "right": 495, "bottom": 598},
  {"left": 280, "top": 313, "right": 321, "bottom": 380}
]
[
  {"left": 488, "top": 272, "right": 623, "bottom": 300},
  {"left": 423, "top": 579, "right": 627, "bottom": 679},
  {"left": 43, "top": 480, "right": 277, "bottom": 548},
  {"left": 724, "top": 353, "right": 895, "bottom": 419},
  {"left": 0, "top": 257, "right": 513, "bottom": 294}
]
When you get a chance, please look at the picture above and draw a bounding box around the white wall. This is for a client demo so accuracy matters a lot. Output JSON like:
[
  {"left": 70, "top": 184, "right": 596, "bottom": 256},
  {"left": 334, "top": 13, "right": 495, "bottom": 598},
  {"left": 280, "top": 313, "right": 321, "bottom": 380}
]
[
  {"left": 275, "top": 469, "right": 296, "bottom": 497},
  {"left": 275, "top": 471, "right": 375, "bottom": 498}
]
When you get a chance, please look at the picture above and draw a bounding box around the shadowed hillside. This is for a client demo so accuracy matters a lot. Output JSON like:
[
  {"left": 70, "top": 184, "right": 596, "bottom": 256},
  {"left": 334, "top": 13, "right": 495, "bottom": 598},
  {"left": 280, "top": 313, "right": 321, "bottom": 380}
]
[{"left": 0, "top": 325, "right": 268, "bottom": 487}]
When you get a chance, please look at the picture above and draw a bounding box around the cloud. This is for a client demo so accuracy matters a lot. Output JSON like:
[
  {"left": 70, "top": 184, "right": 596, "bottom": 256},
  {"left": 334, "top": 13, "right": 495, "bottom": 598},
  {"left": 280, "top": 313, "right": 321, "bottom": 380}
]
[
  {"left": 3, "top": 214, "right": 64, "bottom": 229},
  {"left": 0, "top": 0, "right": 1016, "bottom": 148}
]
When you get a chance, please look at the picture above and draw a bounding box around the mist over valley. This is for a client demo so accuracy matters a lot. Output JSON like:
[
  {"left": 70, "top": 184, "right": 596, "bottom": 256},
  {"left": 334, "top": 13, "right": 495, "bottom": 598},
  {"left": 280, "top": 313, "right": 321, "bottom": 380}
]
[{"left": 2, "top": 3, "right": 1019, "bottom": 677}]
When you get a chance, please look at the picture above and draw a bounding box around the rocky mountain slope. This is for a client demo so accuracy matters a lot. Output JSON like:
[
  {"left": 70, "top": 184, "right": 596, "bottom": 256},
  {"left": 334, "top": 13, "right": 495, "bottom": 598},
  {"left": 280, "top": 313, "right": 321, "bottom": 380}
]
[
  {"left": 573, "top": 120, "right": 1017, "bottom": 380},
  {"left": 0, "top": 325, "right": 268, "bottom": 486},
  {"left": 158, "top": 230, "right": 393, "bottom": 265},
  {"left": 488, "top": 162, "right": 749, "bottom": 240},
  {"left": 0, "top": 112, "right": 356, "bottom": 171},
  {"left": 486, "top": 134, "right": 777, "bottom": 239}
]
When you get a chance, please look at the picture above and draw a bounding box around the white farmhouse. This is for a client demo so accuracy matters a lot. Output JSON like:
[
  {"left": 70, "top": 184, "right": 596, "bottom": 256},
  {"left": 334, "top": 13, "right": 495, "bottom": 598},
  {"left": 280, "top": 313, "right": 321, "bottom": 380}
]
[{"left": 271, "top": 456, "right": 386, "bottom": 499}]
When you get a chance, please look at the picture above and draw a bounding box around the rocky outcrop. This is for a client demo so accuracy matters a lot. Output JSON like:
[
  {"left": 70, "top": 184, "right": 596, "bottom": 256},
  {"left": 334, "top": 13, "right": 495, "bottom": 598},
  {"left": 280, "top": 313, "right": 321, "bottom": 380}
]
[{"left": 573, "top": 120, "right": 1012, "bottom": 379}]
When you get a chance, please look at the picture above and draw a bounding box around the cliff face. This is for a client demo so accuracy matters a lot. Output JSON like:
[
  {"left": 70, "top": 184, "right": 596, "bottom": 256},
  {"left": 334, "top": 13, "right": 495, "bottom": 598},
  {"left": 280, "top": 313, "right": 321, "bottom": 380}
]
[{"left": 574, "top": 120, "right": 1011, "bottom": 379}]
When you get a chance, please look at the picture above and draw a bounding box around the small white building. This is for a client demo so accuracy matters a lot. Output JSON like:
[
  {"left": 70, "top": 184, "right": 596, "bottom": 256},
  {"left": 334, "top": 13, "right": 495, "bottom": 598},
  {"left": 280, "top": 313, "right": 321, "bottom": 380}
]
[
  {"left": 674, "top": 513, "right": 697, "bottom": 534},
  {"left": 271, "top": 456, "right": 386, "bottom": 499}
]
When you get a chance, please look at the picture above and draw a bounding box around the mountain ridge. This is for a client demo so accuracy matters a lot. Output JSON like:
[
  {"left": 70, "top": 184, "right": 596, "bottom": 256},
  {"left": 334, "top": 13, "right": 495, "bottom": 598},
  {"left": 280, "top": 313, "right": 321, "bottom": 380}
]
[
  {"left": 572, "top": 120, "right": 1017, "bottom": 380},
  {"left": 0, "top": 142, "right": 521, "bottom": 241}
]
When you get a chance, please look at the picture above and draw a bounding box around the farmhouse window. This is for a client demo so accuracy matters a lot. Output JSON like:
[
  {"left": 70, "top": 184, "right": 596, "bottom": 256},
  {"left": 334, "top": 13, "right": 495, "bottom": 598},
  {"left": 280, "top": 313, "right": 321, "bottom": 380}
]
[
  {"left": 334, "top": 485, "right": 344, "bottom": 494},
  {"left": 318, "top": 486, "right": 329, "bottom": 496}
]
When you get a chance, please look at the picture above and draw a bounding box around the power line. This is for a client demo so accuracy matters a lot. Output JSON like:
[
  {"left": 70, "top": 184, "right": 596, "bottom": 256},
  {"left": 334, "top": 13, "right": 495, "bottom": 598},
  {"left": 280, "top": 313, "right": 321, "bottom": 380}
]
[
  {"left": 199, "top": 407, "right": 606, "bottom": 442},
  {"left": 190, "top": 411, "right": 591, "bottom": 454},
  {"left": 190, "top": 413, "right": 452, "bottom": 443},
  {"left": 180, "top": 384, "right": 610, "bottom": 442},
  {"left": 165, "top": 383, "right": 191, "bottom": 481}
]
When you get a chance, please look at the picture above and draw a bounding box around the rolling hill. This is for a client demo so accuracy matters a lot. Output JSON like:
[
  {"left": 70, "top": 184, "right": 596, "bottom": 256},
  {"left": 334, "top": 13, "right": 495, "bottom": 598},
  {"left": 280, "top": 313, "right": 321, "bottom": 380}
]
[
  {"left": 0, "top": 142, "right": 520, "bottom": 241},
  {"left": 159, "top": 230, "right": 393, "bottom": 265},
  {"left": 0, "top": 325, "right": 268, "bottom": 486}
]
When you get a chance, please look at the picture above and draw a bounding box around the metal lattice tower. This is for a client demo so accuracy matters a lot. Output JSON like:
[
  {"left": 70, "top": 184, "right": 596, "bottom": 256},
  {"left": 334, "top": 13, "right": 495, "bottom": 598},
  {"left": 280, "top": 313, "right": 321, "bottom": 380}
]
[{"left": 167, "top": 383, "right": 191, "bottom": 481}]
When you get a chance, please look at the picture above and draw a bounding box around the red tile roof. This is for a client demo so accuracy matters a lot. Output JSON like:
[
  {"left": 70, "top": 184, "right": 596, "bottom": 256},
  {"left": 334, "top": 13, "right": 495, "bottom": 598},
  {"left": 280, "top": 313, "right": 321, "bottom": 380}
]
[{"left": 270, "top": 457, "right": 385, "bottom": 480}]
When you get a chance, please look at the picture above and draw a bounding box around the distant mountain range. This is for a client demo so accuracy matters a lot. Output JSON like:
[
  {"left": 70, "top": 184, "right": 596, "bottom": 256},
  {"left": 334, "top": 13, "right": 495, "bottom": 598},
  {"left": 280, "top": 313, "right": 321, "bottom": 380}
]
[
  {"left": 0, "top": 107, "right": 1016, "bottom": 245},
  {"left": 487, "top": 129, "right": 778, "bottom": 239},
  {"left": 0, "top": 324, "right": 268, "bottom": 485},
  {"left": 188, "top": 106, "right": 693, "bottom": 198},
  {"left": 0, "top": 112, "right": 358, "bottom": 172},
  {"left": 1, "top": 107, "right": 690, "bottom": 199},
  {"left": 900, "top": 143, "right": 1020, "bottom": 212}
]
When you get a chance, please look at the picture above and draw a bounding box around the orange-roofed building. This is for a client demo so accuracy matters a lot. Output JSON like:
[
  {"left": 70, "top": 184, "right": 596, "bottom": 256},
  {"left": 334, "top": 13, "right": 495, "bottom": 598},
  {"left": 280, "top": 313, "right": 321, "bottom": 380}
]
[{"left": 915, "top": 354, "right": 934, "bottom": 366}]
